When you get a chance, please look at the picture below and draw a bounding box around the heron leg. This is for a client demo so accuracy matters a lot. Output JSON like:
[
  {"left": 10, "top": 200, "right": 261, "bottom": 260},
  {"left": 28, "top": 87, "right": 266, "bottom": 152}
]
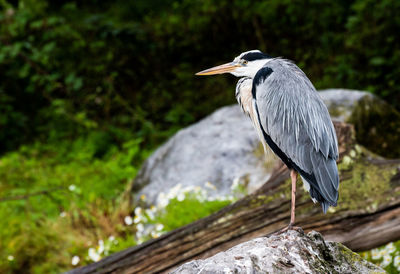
[
  {"left": 290, "top": 169, "right": 297, "bottom": 226},
  {"left": 277, "top": 170, "right": 303, "bottom": 234}
]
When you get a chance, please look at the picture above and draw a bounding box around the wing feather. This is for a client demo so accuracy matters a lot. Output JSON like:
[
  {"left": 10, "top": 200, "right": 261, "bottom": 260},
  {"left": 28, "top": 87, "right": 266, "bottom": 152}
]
[{"left": 253, "top": 59, "right": 339, "bottom": 210}]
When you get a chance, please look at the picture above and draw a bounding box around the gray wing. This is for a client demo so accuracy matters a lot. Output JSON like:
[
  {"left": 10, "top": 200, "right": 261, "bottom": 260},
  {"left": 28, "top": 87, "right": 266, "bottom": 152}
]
[{"left": 253, "top": 59, "right": 339, "bottom": 209}]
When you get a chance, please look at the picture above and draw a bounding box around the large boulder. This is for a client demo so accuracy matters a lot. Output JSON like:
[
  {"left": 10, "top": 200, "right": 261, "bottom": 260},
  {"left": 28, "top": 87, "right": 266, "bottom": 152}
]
[
  {"left": 172, "top": 230, "right": 384, "bottom": 274},
  {"left": 319, "top": 89, "right": 374, "bottom": 122},
  {"left": 320, "top": 89, "right": 400, "bottom": 158},
  {"left": 132, "top": 105, "right": 276, "bottom": 205},
  {"left": 131, "top": 89, "right": 400, "bottom": 205}
]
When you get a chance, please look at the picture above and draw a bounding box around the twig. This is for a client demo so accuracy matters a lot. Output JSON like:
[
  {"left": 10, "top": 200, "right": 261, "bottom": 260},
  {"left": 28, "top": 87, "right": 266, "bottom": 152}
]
[{"left": 0, "top": 186, "right": 65, "bottom": 202}]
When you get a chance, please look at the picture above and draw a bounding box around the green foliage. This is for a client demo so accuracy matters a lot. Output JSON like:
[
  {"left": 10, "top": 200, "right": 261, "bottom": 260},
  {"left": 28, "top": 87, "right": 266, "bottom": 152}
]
[
  {"left": 154, "top": 193, "right": 231, "bottom": 231},
  {"left": 0, "top": 0, "right": 400, "bottom": 153},
  {"left": 0, "top": 134, "right": 231, "bottom": 272},
  {"left": 0, "top": 131, "right": 148, "bottom": 273}
]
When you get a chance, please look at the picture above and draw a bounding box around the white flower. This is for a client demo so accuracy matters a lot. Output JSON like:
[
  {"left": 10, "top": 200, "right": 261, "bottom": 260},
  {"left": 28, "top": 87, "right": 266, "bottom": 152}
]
[
  {"left": 133, "top": 215, "right": 141, "bottom": 224},
  {"left": 155, "top": 223, "right": 164, "bottom": 231},
  {"left": 60, "top": 212, "right": 66, "bottom": 218},
  {"left": 134, "top": 207, "right": 142, "bottom": 216},
  {"left": 136, "top": 223, "right": 144, "bottom": 232},
  {"left": 124, "top": 216, "right": 133, "bottom": 226},
  {"left": 71, "top": 255, "right": 80, "bottom": 266},
  {"left": 145, "top": 209, "right": 155, "bottom": 220},
  {"left": 231, "top": 178, "right": 240, "bottom": 190},
  {"left": 177, "top": 192, "right": 185, "bottom": 201},
  {"left": 68, "top": 184, "right": 76, "bottom": 191},
  {"left": 98, "top": 240, "right": 104, "bottom": 254},
  {"left": 371, "top": 248, "right": 381, "bottom": 260},
  {"left": 157, "top": 192, "right": 169, "bottom": 208},
  {"left": 151, "top": 231, "right": 161, "bottom": 238},
  {"left": 108, "top": 235, "right": 115, "bottom": 242},
  {"left": 168, "top": 184, "right": 182, "bottom": 200},
  {"left": 381, "top": 254, "right": 392, "bottom": 267},
  {"left": 385, "top": 242, "right": 396, "bottom": 254},
  {"left": 7, "top": 255, "right": 14, "bottom": 261},
  {"left": 205, "top": 181, "right": 217, "bottom": 190},
  {"left": 88, "top": 248, "right": 101, "bottom": 262},
  {"left": 394, "top": 255, "right": 400, "bottom": 269}
]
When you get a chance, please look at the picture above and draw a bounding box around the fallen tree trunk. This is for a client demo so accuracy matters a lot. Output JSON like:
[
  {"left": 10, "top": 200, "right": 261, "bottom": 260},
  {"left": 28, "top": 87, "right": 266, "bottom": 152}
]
[{"left": 68, "top": 122, "right": 400, "bottom": 274}]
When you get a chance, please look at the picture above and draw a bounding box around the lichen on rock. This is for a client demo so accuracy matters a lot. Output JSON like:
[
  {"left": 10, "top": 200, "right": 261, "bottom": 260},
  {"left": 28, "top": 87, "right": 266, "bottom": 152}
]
[
  {"left": 172, "top": 230, "right": 384, "bottom": 274},
  {"left": 336, "top": 145, "right": 398, "bottom": 212}
]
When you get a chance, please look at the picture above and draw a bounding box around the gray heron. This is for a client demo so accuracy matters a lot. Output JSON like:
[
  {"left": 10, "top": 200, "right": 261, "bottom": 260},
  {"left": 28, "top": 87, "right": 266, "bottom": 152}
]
[{"left": 196, "top": 50, "right": 339, "bottom": 230}]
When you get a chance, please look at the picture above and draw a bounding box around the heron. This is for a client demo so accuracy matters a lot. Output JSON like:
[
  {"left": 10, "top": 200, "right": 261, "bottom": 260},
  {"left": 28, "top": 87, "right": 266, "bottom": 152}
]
[{"left": 196, "top": 50, "right": 339, "bottom": 230}]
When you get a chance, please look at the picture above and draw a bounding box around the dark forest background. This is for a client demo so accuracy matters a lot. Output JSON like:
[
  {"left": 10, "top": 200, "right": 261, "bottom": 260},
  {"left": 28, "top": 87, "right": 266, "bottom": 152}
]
[
  {"left": 1, "top": 0, "right": 399, "bottom": 154},
  {"left": 0, "top": 0, "right": 399, "bottom": 273}
]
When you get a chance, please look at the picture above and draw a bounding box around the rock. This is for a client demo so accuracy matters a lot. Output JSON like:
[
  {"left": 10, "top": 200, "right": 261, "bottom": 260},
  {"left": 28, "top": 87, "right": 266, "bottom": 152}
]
[
  {"left": 132, "top": 105, "right": 277, "bottom": 205},
  {"left": 320, "top": 89, "right": 400, "bottom": 158},
  {"left": 319, "top": 89, "right": 374, "bottom": 122},
  {"left": 172, "top": 230, "right": 384, "bottom": 274}
]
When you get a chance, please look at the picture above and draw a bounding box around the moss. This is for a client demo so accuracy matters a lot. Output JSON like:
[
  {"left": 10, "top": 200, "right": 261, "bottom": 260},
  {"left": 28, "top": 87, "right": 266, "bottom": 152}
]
[
  {"left": 327, "top": 103, "right": 352, "bottom": 120},
  {"left": 349, "top": 96, "right": 400, "bottom": 159},
  {"left": 248, "top": 178, "right": 293, "bottom": 209},
  {"left": 253, "top": 143, "right": 280, "bottom": 171},
  {"left": 155, "top": 193, "right": 231, "bottom": 231},
  {"left": 336, "top": 243, "right": 364, "bottom": 264},
  {"left": 337, "top": 155, "right": 396, "bottom": 211},
  {"left": 333, "top": 242, "right": 385, "bottom": 272},
  {"left": 249, "top": 145, "right": 398, "bottom": 218}
]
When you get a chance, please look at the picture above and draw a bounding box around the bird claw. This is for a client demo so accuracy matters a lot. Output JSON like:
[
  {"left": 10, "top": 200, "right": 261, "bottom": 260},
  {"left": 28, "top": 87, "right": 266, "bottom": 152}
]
[{"left": 277, "top": 223, "right": 303, "bottom": 234}]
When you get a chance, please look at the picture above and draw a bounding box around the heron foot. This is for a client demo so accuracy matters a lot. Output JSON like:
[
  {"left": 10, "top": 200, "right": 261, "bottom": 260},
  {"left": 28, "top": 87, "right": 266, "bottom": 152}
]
[{"left": 277, "top": 223, "right": 303, "bottom": 234}]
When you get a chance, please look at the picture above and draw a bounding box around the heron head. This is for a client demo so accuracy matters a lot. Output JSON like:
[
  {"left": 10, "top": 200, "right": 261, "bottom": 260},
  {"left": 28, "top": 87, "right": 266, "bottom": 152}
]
[{"left": 196, "top": 50, "right": 271, "bottom": 78}]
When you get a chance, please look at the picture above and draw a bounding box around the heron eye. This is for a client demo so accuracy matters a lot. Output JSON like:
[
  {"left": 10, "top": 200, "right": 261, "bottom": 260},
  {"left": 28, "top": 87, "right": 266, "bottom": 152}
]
[{"left": 242, "top": 60, "right": 248, "bottom": 65}]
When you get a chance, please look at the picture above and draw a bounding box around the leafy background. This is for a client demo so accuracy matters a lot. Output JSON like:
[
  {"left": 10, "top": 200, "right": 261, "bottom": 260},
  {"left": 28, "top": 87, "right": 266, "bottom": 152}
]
[{"left": 0, "top": 0, "right": 399, "bottom": 273}]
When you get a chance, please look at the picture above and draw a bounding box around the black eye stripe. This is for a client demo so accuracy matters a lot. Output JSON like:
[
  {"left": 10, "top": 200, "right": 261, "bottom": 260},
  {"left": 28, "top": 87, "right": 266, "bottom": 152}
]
[{"left": 241, "top": 52, "right": 271, "bottom": 61}]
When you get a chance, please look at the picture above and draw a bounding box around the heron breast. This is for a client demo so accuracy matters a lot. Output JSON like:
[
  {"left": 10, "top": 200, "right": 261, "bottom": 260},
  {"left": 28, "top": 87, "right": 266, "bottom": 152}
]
[{"left": 237, "top": 79, "right": 253, "bottom": 115}]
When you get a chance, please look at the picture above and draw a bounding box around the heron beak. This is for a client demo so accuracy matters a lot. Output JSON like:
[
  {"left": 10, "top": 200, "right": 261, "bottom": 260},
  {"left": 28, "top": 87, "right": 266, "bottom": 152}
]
[{"left": 195, "top": 62, "right": 239, "bottom": 76}]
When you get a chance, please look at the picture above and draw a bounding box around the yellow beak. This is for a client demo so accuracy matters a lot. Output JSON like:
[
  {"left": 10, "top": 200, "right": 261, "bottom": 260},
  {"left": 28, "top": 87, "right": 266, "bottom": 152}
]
[{"left": 195, "top": 62, "right": 240, "bottom": 76}]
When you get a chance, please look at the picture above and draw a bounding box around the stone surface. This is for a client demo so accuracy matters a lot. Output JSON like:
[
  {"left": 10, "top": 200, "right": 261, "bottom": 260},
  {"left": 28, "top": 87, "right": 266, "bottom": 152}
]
[
  {"left": 320, "top": 89, "right": 400, "bottom": 158},
  {"left": 132, "top": 105, "right": 277, "bottom": 205},
  {"left": 319, "top": 89, "right": 374, "bottom": 122},
  {"left": 172, "top": 230, "right": 384, "bottom": 274}
]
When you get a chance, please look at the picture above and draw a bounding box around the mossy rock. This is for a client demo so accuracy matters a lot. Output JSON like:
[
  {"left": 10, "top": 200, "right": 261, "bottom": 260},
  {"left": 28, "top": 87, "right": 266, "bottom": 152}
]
[
  {"left": 349, "top": 96, "right": 400, "bottom": 159},
  {"left": 320, "top": 89, "right": 400, "bottom": 159},
  {"left": 173, "top": 230, "right": 384, "bottom": 274}
]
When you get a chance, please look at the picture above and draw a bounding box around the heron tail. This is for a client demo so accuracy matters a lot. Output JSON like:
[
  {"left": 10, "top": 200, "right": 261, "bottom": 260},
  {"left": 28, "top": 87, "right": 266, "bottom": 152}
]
[
  {"left": 313, "top": 156, "right": 339, "bottom": 213},
  {"left": 300, "top": 153, "right": 339, "bottom": 214}
]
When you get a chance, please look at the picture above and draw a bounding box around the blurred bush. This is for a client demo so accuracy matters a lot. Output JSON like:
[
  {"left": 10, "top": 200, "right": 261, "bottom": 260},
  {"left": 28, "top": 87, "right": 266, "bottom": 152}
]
[
  {"left": 0, "top": 134, "right": 147, "bottom": 273},
  {"left": 0, "top": 0, "right": 399, "bottom": 153}
]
